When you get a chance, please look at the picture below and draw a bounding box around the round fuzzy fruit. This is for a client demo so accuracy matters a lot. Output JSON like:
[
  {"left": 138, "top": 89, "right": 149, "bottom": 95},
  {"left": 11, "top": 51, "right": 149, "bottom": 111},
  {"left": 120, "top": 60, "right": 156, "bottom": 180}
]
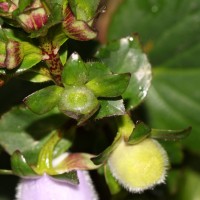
[
  {"left": 58, "top": 86, "right": 99, "bottom": 119},
  {"left": 108, "top": 138, "right": 169, "bottom": 193}
]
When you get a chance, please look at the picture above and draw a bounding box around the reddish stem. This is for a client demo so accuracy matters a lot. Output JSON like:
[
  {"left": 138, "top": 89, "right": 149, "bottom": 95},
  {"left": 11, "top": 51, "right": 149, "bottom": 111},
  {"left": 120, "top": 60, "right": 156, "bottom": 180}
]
[{"left": 41, "top": 38, "right": 63, "bottom": 86}]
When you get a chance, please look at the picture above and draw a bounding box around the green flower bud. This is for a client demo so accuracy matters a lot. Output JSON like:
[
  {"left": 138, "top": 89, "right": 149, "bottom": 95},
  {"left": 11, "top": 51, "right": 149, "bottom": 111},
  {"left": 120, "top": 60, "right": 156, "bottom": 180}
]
[
  {"left": 58, "top": 86, "right": 99, "bottom": 119},
  {"left": 108, "top": 138, "right": 169, "bottom": 193},
  {"left": 17, "top": 0, "right": 49, "bottom": 32},
  {"left": 62, "top": 5, "right": 97, "bottom": 41},
  {"left": 0, "top": 0, "right": 18, "bottom": 14},
  {"left": 0, "top": 40, "right": 24, "bottom": 69}
]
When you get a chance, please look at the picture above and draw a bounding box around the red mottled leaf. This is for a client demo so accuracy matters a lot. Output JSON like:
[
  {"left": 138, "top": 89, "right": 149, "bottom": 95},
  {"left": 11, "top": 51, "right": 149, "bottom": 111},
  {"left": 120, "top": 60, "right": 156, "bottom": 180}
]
[{"left": 62, "top": 5, "right": 97, "bottom": 41}]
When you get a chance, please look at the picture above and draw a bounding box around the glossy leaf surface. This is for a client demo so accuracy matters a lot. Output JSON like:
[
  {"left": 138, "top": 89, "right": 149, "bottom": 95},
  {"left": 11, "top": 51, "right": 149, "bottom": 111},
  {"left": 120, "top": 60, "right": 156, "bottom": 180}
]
[
  {"left": 51, "top": 171, "right": 79, "bottom": 185},
  {"left": 11, "top": 150, "right": 37, "bottom": 177},
  {"left": 86, "top": 62, "right": 111, "bottom": 81},
  {"left": 151, "top": 127, "right": 191, "bottom": 141},
  {"left": 69, "top": 0, "right": 100, "bottom": 21},
  {"left": 62, "top": 53, "right": 88, "bottom": 86},
  {"left": 0, "top": 106, "right": 66, "bottom": 158},
  {"left": 108, "top": 0, "right": 200, "bottom": 67},
  {"left": 95, "top": 99, "right": 125, "bottom": 119},
  {"left": 128, "top": 121, "right": 151, "bottom": 145},
  {"left": 96, "top": 36, "right": 151, "bottom": 110},
  {"left": 24, "top": 85, "right": 64, "bottom": 115},
  {"left": 86, "top": 73, "right": 130, "bottom": 97}
]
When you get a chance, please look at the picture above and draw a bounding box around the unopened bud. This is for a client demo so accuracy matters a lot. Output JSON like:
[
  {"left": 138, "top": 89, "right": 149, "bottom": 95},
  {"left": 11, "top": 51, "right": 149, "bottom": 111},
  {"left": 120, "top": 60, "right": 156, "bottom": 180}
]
[
  {"left": 0, "top": 40, "right": 24, "bottom": 69},
  {"left": 17, "top": 0, "right": 48, "bottom": 32}
]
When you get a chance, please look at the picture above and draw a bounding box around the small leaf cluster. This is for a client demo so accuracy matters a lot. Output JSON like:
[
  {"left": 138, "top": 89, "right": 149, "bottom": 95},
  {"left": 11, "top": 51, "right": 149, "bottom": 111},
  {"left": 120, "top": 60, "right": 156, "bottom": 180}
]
[{"left": 24, "top": 53, "right": 130, "bottom": 124}]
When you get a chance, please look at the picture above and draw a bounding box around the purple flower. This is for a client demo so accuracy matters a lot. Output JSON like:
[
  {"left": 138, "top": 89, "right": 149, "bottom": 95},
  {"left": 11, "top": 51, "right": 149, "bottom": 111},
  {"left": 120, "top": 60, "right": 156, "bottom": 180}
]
[{"left": 16, "top": 171, "right": 99, "bottom": 200}]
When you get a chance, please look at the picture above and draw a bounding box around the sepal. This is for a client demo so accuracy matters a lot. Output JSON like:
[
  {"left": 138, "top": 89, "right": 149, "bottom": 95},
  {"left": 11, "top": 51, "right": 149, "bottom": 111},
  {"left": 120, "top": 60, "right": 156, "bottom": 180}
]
[
  {"left": 128, "top": 121, "right": 151, "bottom": 145},
  {"left": 51, "top": 171, "right": 79, "bottom": 185},
  {"left": 62, "top": 53, "right": 88, "bottom": 86},
  {"left": 24, "top": 85, "right": 64, "bottom": 115},
  {"left": 11, "top": 150, "right": 38, "bottom": 177},
  {"left": 86, "top": 73, "right": 131, "bottom": 97},
  {"left": 62, "top": 5, "right": 97, "bottom": 41},
  {"left": 151, "top": 126, "right": 192, "bottom": 141}
]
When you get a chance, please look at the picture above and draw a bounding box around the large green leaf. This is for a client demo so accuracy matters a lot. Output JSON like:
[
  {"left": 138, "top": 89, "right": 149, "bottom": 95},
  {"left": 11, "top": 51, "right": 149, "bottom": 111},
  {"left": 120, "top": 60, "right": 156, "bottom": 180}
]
[
  {"left": 145, "top": 68, "right": 200, "bottom": 153},
  {"left": 96, "top": 36, "right": 151, "bottom": 109},
  {"left": 108, "top": 0, "right": 200, "bottom": 67},
  {"left": 176, "top": 169, "right": 200, "bottom": 200},
  {"left": 0, "top": 106, "right": 66, "bottom": 156},
  {"left": 108, "top": 0, "right": 200, "bottom": 154}
]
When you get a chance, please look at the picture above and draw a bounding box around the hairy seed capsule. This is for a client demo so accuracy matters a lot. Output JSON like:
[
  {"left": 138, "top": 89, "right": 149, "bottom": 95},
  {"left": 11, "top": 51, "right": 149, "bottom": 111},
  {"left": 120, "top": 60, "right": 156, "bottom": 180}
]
[
  {"left": 108, "top": 138, "right": 169, "bottom": 193},
  {"left": 58, "top": 86, "right": 99, "bottom": 119}
]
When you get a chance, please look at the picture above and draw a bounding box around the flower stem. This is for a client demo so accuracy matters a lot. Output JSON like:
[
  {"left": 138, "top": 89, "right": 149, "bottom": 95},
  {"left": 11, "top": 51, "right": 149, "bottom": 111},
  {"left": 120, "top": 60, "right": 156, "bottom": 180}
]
[{"left": 40, "top": 37, "right": 63, "bottom": 86}]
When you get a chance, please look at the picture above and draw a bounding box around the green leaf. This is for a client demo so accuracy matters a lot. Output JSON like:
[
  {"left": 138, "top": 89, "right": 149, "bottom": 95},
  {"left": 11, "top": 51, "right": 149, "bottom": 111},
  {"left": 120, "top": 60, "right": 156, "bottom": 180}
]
[
  {"left": 69, "top": 0, "right": 100, "bottom": 21},
  {"left": 16, "top": 0, "right": 34, "bottom": 13},
  {"left": 18, "top": 64, "right": 52, "bottom": 83},
  {"left": 0, "top": 106, "right": 66, "bottom": 156},
  {"left": 151, "top": 127, "right": 191, "bottom": 141},
  {"left": 47, "top": 25, "right": 68, "bottom": 48},
  {"left": 62, "top": 53, "right": 88, "bottom": 86},
  {"left": 145, "top": 68, "right": 200, "bottom": 153},
  {"left": 19, "top": 41, "right": 43, "bottom": 71},
  {"left": 10, "top": 150, "right": 37, "bottom": 177},
  {"left": 86, "top": 73, "right": 130, "bottom": 97},
  {"left": 96, "top": 36, "right": 151, "bottom": 109},
  {"left": 108, "top": 0, "right": 200, "bottom": 67},
  {"left": 60, "top": 48, "right": 68, "bottom": 66},
  {"left": 177, "top": 169, "right": 200, "bottom": 200},
  {"left": 51, "top": 171, "right": 79, "bottom": 185},
  {"left": 95, "top": 99, "right": 125, "bottom": 119},
  {"left": 86, "top": 62, "right": 111, "bottom": 81},
  {"left": 24, "top": 85, "right": 64, "bottom": 115},
  {"left": 128, "top": 121, "right": 151, "bottom": 145}
]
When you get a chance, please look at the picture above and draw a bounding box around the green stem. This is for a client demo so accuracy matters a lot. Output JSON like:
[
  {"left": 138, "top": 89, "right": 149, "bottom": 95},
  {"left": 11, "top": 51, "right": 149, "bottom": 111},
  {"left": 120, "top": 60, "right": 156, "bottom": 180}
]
[{"left": 0, "top": 169, "right": 13, "bottom": 175}]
